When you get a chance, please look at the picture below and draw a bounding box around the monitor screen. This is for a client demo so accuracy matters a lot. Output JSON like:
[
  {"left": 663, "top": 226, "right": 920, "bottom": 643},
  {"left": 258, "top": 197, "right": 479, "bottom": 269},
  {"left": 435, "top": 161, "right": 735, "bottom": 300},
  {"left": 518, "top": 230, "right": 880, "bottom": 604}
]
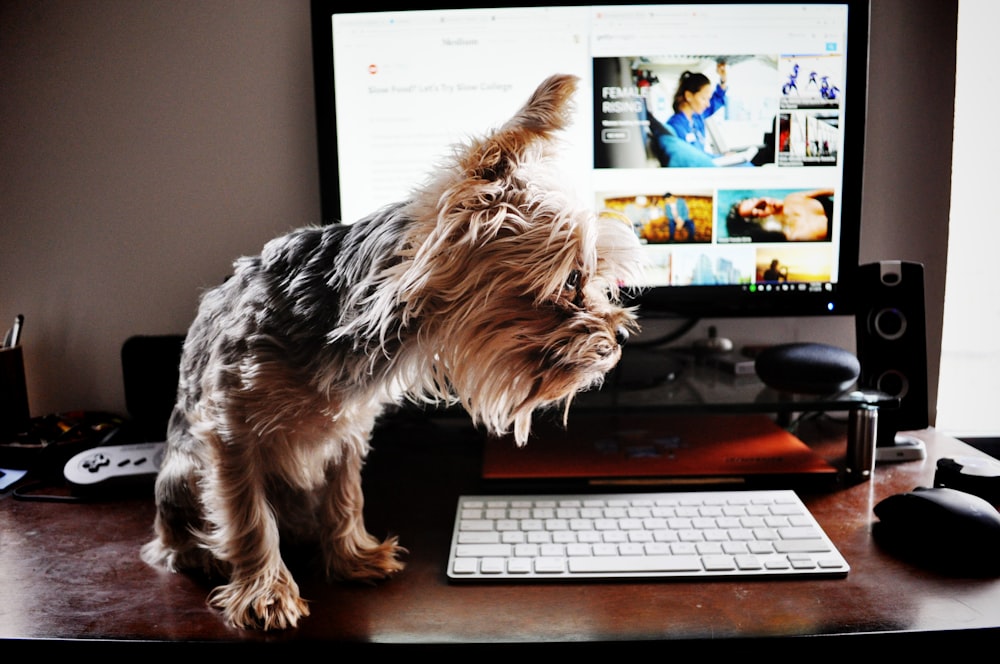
[{"left": 310, "top": 1, "right": 868, "bottom": 321}]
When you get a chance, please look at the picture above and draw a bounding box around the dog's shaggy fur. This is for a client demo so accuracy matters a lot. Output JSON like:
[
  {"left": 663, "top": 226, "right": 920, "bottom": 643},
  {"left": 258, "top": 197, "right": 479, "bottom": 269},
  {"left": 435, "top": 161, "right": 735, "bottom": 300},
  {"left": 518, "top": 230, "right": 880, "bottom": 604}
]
[{"left": 141, "top": 74, "right": 644, "bottom": 630}]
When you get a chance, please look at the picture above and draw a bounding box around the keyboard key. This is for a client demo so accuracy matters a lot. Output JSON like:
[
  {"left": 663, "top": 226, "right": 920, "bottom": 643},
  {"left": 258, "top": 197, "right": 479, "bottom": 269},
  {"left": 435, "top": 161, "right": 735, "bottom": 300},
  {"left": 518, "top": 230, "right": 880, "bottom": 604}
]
[
  {"left": 702, "top": 555, "right": 737, "bottom": 571},
  {"left": 455, "top": 543, "right": 511, "bottom": 557},
  {"left": 735, "top": 555, "right": 763, "bottom": 570},
  {"left": 779, "top": 526, "right": 822, "bottom": 540},
  {"left": 480, "top": 558, "right": 506, "bottom": 574},
  {"left": 534, "top": 557, "right": 567, "bottom": 573},
  {"left": 507, "top": 558, "right": 533, "bottom": 574},
  {"left": 452, "top": 558, "right": 479, "bottom": 574},
  {"left": 458, "top": 531, "right": 500, "bottom": 544},
  {"left": 789, "top": 555, "right": 820, "bottom": 569},
  {"left": 569, "top": 554, "right": 703, "bottom": 573},
  {"left": 773, "top": 539, "right": 833, "bottom": 554},
  {"left": 459, "top": 519, "right": 495, "bottom": 532}
]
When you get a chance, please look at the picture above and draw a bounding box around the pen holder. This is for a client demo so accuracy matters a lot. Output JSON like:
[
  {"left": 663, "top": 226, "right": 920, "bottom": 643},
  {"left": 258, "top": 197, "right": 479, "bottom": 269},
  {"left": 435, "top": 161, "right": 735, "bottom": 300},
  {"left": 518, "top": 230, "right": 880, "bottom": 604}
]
[{"left": 0, "top": 345, "right": 30, "bottom": 440}]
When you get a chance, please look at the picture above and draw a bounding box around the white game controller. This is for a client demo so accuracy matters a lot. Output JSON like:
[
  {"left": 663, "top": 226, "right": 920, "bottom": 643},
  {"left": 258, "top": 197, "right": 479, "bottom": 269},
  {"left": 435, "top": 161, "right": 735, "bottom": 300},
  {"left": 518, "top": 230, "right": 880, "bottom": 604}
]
[{"left": 63, "top": 441, "right": 165, "bottom": 492}]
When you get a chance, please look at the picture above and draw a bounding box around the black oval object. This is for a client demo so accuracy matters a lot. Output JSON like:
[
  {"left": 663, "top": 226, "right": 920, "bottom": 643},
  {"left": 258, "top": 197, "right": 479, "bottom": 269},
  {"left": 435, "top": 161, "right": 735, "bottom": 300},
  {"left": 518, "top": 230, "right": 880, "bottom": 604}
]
[
  {"left": 754, "top": 342, "right": 860, "bottom": 394},
  {"left": 873, "top": 486, "right": 1000, "bottom": 575}
]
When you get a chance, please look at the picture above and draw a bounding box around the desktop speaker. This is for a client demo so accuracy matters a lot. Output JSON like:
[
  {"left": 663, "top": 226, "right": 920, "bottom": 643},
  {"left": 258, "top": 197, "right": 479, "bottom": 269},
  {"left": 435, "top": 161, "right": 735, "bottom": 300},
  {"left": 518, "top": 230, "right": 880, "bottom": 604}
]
[
  {"left": 854, "top": 261, "right": 929, "bottom": 445},
  {"left": 121, "top": 334, "right": 184, "bottom": 441}
]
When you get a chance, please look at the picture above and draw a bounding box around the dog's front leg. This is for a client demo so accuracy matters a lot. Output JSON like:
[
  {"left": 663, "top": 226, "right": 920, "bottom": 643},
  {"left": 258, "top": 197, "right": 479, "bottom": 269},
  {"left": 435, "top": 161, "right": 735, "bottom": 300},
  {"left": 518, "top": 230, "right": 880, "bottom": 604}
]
[
  {"left": 202, "top": 443, "right": 311, "bottom": 630},
  {"left": 318, "top": 444, "right": 406, "bottom": 581}
]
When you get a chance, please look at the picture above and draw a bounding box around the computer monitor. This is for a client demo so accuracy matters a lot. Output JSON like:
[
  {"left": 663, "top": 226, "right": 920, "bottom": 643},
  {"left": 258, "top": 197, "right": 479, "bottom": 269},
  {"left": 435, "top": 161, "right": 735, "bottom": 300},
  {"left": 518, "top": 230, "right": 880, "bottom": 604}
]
[{"left": 310, "top": 1, "right": 868, "bottom": 323}]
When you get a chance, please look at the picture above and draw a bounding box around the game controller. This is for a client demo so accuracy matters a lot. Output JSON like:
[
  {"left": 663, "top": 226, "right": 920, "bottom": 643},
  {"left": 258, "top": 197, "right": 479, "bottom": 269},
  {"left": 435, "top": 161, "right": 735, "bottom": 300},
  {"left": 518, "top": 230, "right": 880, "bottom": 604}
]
[{"left": 63, "top": 441, "right": 165, "bottom": 494}]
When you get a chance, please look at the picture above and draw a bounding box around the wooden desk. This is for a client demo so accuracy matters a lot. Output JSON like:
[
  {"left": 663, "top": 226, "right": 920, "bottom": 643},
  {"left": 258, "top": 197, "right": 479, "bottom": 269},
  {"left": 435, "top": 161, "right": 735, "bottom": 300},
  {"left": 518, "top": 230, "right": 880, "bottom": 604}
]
[{"left": 2, "top": 415, "right": 999, "bottom": 652}]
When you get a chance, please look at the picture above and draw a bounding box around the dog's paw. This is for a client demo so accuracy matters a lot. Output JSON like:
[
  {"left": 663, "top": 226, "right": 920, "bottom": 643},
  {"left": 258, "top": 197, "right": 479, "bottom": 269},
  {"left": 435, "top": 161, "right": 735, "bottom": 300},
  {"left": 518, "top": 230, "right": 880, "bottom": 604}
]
[
  {"left": 141, "top": 537, "right": 199, "bottom": 573},
  {"left": 141, "top": 536, "right": 228, "bottom": 578},
  {"left": 208, "top": 568, "right": 310, "bottom": 631},
  {"left": 140, "top": 538, "right": 173, "bottom": 569},
  {"left": 327, "top": 534, "right": 407, "bottom": 582}
]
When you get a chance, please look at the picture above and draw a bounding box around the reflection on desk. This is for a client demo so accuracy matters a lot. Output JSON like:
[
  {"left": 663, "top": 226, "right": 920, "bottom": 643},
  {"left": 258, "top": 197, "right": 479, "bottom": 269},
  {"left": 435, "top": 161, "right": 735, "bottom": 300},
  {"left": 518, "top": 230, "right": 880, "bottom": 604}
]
[{"left": 1, "top": 415, "right": 999, "bottom": 652}]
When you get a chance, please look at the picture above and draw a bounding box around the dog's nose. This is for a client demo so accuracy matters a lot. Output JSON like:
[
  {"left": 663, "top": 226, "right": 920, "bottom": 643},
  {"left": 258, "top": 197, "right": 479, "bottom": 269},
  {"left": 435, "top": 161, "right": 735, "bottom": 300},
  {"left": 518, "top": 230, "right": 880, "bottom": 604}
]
[{"left": 615, "top": 326, "right": 629, "bottom": 346}]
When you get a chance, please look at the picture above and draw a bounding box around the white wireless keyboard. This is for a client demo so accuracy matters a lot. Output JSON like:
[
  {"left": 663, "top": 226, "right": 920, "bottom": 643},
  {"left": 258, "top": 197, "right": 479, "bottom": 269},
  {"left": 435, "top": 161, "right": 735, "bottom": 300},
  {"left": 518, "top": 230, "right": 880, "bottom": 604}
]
[{"left": 447, "top": 489, "right": 849, "bottom": 580}]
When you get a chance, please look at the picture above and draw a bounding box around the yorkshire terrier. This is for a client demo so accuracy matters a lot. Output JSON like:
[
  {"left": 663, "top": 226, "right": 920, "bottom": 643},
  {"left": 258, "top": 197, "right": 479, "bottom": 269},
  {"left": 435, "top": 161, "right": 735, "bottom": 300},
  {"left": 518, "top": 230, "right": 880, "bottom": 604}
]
[{"left": 141, "top": 74, "right": 644, "bottom": 630}]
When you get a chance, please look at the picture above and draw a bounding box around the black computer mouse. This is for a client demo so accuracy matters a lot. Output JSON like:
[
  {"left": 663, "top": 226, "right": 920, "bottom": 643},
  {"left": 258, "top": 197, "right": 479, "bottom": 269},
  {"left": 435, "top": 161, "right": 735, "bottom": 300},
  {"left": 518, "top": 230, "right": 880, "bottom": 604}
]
[{"left": 873, "top": 486, "right": 1000, "bottom": 575}]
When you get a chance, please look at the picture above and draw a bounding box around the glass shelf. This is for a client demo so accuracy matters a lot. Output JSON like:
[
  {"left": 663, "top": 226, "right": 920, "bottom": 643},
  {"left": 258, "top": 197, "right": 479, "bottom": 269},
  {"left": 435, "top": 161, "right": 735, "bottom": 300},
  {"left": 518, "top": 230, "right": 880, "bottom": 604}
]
[
  {"left": 574, "top": 346, "right": 897, "bottom": 415},
  {"left": 569, "top": 347, "right": 895, "bottom": 482}
]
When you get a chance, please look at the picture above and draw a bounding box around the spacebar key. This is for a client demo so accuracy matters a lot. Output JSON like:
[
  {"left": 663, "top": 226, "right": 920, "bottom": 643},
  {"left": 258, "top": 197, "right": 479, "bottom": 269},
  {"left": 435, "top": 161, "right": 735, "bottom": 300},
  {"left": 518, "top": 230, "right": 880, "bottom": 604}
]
[{"left": 568, "top": 555, "right": 703, "bottom": 574}]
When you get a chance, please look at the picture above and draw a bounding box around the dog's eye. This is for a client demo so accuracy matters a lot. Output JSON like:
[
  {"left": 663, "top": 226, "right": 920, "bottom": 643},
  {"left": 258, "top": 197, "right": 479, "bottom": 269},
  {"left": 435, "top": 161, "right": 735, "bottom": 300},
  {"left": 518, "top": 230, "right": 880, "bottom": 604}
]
[
  {"left": 563, "top": 270, "right": 583, "bottom": 307},
  {"left": 564, "top": 270, "right": 581, "bottom": 292}
]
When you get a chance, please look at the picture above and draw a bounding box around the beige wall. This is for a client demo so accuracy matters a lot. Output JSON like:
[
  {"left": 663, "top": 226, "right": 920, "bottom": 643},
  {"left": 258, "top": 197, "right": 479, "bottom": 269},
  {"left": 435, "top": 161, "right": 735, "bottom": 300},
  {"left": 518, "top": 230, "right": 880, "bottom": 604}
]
[{"left": 0, "top": 0, "right": 956, "bottom": 423}]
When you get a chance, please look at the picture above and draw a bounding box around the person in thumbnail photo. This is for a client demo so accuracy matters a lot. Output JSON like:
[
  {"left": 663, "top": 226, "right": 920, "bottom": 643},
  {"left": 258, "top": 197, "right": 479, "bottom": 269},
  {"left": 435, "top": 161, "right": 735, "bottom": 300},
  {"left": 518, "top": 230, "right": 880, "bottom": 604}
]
[
  {"left": 662, "top": 192, "right": 696, "bottom": 242},
  {"left": 762, "top": 258, "right": 788, "bottom": 282},
  {"left": 720, "top": 188, "right": 833, "bottom": 242},
  {"left": 666, "top": 61, "right": 729, "bottom": 160}
]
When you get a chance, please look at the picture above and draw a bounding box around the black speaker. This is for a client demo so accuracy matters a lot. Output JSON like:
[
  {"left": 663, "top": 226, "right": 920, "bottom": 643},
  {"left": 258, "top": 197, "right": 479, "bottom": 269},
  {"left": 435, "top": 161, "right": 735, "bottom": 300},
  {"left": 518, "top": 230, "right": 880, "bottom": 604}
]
[
  {"left": 854, "top": 261, "right": 929, "bottom": 446},
  {"left": 121, "top": 335, "right": 184, "bottom": 441}
]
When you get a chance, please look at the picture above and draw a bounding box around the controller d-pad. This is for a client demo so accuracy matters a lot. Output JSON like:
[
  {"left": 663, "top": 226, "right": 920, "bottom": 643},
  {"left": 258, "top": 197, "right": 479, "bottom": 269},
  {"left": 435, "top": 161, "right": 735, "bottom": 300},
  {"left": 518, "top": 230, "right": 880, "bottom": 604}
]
[{"left": 81, "top": 453, "right": 111, "bottom": 474}]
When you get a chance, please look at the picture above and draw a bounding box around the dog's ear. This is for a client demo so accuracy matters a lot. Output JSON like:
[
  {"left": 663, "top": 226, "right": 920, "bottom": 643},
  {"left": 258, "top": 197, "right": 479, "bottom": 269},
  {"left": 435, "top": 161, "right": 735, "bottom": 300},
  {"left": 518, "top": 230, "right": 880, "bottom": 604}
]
[
  {"left": 461, "top": 74, "right": 578, "bottom": 183},
  {"left": 500, "top": 73, "right": 578, "bottom": 139},
  {"left": 399, "top": 74, "right": 581, "bottom": 279}
]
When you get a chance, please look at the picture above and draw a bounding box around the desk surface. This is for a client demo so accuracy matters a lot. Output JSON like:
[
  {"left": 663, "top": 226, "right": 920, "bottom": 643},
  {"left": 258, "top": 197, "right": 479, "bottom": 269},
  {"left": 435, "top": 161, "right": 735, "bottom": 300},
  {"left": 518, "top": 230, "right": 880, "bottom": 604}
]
[{"left": 2, "top": 414, "right": 999, "bottom": 651}]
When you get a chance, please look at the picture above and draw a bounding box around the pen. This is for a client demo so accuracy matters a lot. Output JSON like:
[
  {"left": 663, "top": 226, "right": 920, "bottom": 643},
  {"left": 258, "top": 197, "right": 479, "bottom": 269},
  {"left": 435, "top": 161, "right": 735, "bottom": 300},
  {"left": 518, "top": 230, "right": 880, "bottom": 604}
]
[{"left": 8, "top": 314, "right": 23, "bottom": 347}]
